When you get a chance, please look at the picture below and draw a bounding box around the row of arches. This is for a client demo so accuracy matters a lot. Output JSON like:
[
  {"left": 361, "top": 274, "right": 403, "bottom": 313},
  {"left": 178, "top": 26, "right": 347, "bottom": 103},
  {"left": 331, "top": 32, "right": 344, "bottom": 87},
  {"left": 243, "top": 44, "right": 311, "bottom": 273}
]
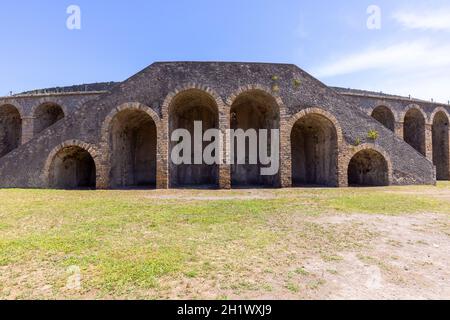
[
  {"left": 371, "top": 105, "right": 450, "bottom": 180},
  {"left": 0, "top": 103, "right": 65, "bottom": 157},
  {"left": 45, "top": 88, "right": 391, "bottom": 190},
  {"left": 47, "top": 140, "right": 389, "bottom": 190}
]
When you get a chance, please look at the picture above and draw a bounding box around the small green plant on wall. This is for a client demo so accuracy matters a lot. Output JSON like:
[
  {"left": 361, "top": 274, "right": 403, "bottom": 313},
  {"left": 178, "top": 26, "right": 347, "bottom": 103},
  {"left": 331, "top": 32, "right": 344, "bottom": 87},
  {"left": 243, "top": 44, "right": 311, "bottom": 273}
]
[
  {"left": 271, "top": 75, "right": 280, "bottom": 92},
  {"left": 354, "top": 138, "right": 361, "bottom": 146},
  {"left": 293, "top": 79, "right": 301, "bottom": 88},
  {"left": 367, "top": 130, "right": 379, "bottom": 140}
]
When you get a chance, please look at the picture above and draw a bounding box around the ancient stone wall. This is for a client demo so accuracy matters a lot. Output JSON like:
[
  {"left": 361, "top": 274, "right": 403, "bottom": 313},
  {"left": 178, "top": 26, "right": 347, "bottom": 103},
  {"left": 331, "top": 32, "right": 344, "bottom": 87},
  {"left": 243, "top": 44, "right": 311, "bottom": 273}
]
[{"left": 0, "top": 62, "right": 438, "bottom": 189}]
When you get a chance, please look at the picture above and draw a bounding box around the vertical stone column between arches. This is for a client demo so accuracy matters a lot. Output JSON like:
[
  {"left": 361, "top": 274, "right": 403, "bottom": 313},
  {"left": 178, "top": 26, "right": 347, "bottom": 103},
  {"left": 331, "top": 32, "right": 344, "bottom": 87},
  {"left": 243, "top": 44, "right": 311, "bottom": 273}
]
[
  {"left": 430, "top": 108, "right": 450, "bottom": 180},
  {"left": 395, "top": 122, "right": 404, "bottom": 140},
  {"left": 21, "top": 116, "right": 35, "bottom": 144}
]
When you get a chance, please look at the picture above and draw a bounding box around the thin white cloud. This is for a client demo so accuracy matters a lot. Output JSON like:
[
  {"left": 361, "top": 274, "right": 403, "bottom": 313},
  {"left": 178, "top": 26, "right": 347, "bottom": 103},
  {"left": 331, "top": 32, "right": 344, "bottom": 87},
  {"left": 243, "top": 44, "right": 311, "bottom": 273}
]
[
  {"left": 314, "top": 40, "right": 450, "bottom": 78},
  {"left": 393, "top": 8, "right": 450, "bottom": 31},
  {"left": 313, "top": 40, "right": 450, "bottom": 103}
]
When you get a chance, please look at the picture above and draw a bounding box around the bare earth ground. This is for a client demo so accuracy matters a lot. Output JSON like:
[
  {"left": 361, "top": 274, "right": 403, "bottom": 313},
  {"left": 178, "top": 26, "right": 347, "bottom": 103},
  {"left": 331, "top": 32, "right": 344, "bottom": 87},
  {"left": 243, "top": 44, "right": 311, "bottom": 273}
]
[{"left": 0, "top": 184, "right": 449, "bottom": 300}]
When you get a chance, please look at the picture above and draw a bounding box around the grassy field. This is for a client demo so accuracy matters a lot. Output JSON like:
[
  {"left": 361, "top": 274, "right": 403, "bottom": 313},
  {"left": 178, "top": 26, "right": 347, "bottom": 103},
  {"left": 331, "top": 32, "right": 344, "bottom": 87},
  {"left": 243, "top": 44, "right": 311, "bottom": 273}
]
[{"left": 0, "top": 183, "right": 449, "bottom": 299}]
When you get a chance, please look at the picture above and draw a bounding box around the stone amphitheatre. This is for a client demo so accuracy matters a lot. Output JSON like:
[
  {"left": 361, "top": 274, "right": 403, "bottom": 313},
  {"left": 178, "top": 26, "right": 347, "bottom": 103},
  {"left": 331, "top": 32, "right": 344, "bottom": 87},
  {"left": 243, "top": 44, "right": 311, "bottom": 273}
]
[{"left": 0, "top": 62, "right": 448, "bottom": 189}]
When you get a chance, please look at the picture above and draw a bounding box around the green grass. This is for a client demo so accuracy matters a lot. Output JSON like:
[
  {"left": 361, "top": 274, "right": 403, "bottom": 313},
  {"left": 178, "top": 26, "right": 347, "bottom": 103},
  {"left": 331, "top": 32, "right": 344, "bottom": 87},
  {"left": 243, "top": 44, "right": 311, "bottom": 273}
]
[{"left": 0, "top": 182, "right": 449, "bottom": 299}]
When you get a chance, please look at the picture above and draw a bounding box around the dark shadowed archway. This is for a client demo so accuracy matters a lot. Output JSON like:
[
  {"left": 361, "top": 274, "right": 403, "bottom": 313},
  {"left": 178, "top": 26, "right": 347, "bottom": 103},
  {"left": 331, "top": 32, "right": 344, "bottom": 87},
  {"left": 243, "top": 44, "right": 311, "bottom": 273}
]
[
  {"left": 169, "top": 89, "right": 219, "bottom": 188},
  {"left": 0, "top": 104, "right": 22, "bottom": 157},
  {"left": 348, "top": 149, "right": 389, "bottom": 186},
  {"left": 34, "top": 103, "right": 64, "bottom": 134},
  {"left": 49, "top": 146, "right": 96, "bottom": 189},
  {"left": 230, "top": 90, "right": 280, "bottom": 188},
  {"left": 109, "top": 109, "right": 157, "bottom": 188},
  {"left": 291, "top": 113, "right": 338, "bottom": 187},
  {"left": 403, "top": 108, "right": 426, "bottom": 156},
  {"left": 371, "top": 106, "right": 395, "bottom": 132},
  {"left": 432, "top": 111, "right": 449, "bottom": 180}
]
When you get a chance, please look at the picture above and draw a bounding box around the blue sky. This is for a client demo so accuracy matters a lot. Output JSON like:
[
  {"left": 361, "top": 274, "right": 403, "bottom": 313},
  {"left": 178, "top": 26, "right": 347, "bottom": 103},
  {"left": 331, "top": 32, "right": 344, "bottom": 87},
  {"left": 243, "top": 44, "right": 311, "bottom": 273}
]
[{"left": 1, "top": 0, "right": 450, "bottom": 102}]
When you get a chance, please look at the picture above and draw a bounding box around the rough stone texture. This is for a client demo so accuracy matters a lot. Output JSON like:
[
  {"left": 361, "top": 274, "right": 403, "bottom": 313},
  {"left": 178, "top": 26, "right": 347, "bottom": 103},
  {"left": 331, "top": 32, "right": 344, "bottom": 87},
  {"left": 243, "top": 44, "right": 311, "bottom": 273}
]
[
  {"left": 336, "top": 88, "right": 450, "bottom": 181},
  {"left": 0, "top": 62, "right": 440, "bottom": 189},
  {"left": 432, "top": 111, "right": 450, "bottom": 180}
]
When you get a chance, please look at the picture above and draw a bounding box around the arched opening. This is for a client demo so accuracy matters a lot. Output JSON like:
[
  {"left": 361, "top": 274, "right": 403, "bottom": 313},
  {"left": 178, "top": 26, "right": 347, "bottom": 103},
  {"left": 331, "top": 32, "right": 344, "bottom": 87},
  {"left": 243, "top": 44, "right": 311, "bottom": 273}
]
[
  {"left": 34, "top": 103, "right": 64, "bottom": 134},
  {"left": 109, "top": 109, "right": 157, "bottom": 188},
  {"left": 291, "top": 113, "right": 338, "bottom": 187},
  {"left": 348, "top": 149, "right": 389, "bottom": 186},
  {"left": 49, "top": 146, "right": 96, "bottom": 189},
  {"left": 169, "top": 89, "right": 219, "bottom": 188},
  {"left": 230, "top": 90, "right": 279, "bottom": 187},
  {"left": 0, "top": 104, "right": 22, "bottom": 158},
  {"left": 432, "top": 111, "right": 449, "bottom": 180},
  {"left": 403, "top": 108, "right": 426, "bottom": 156},
  {"left": 371, "top": 106, "right": 395, "bottom": 132}
]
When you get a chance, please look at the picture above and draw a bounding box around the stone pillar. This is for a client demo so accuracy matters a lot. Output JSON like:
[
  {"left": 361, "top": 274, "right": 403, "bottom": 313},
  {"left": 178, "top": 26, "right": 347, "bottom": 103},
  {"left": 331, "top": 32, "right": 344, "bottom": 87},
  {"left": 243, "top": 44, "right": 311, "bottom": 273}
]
[
  {"left": 279, "top": 113, "right": 292, "bottom": 188},
  {"left": 337, "top": 144, "right": 349, "bottom": 188},
  {"left": 219, "top": 109, "right": 231, "bottom": 189},
  {"left": 425, "top": 123, "right": 433, "bottom": 161},
  {"left": 21, "top": 116, "right": 34, "bottom": 144},
  {"left": 394, "top": 121, "right": 403, "bottom": 140},
  {"left": 447, "top": 128, "right": 450, "bottom": 179},
  {"left": 156, "top": 121, "right": 169, "bottom": 189},
  {"left": 96, "top": 153, "right": 109, "bottom": 190}
]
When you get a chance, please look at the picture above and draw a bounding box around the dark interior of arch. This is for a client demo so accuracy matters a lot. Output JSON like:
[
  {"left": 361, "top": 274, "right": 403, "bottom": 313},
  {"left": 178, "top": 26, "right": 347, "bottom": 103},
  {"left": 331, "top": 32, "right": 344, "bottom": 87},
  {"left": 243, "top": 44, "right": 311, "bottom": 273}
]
[
  {"left": 371, "top": 106, "right": 395, "bottom": 132},
  {"left": 432, "top": 112, "right": 449, "bottom": 180},
  {"left": 0, "top": 105, "right": 22, "bottom": 158},
  {"left": 404, "top": 109, "right": 426, "bottom": 156},
  {"left": 110, "top": 109, "right": 157, "bottom": 188},
  {"left": 34, "top": 103, "right": 64, "bottom": 134},
  {"left": 169, "top": 90, "right": 219, "bottom": 188},
  {"left": 230, "top": 90, "right": 279, "bottom": 187},
  {"left": 291, "top": 114, "right": 338, "bottom": 187},
  {"left": 348, "top": 149, "right": 389, "bottom": 186},
  {"left": 50, "top": 146, "right": 96, "bottom": 189}
]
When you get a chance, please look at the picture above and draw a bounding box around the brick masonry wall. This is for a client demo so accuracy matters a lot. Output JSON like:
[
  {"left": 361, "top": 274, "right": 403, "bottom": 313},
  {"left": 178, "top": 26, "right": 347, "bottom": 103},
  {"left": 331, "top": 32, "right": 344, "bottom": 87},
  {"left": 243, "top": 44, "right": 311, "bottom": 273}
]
[{"left": 0, "top": 62, "right": 437, "bottom": 188}]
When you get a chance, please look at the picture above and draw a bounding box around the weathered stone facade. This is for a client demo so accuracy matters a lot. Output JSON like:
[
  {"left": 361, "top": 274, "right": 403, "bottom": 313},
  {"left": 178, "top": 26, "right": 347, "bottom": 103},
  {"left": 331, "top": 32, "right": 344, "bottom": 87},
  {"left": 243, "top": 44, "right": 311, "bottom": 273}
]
[{"left": 0, "top": 62, "right": 444, "bottom": 189}]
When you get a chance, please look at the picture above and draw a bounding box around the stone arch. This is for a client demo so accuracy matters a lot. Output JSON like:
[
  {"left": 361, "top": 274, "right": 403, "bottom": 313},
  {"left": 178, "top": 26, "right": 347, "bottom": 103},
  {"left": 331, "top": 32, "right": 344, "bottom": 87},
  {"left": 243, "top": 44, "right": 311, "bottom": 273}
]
[
  {"left": 371, "top": 105, "right": 395, "bottom": 132},
  {"left": 228, "top": 86, "right": 283, "bottom": 187},
  {"left": 162, "top": 85, "right": 224, "bottom": 188},
  {"left": 431, "top": 108, "right": 450, "bottom": 180},
  {"left": 44, "top": 140, "right": 99, "bottom": 189},
  {"left": 30, "top": 98, "right": 68, "bottom": 117},
  {"left": 226, "top": 84, "right": 285, "bottom": 109},
  {"left": 430, "top": 107, "right": 450, "bottom": 125},
  {"left": 0, "top": 104, "right": 22, "bottom": 157},
  {"left": 101, "top": 102, "right": 160, "bottom": 189},
  {"left": 33, "top": 102, "right": 65, "bottom": 134},
  {"left": 346, "top": 144, "right": 392, "bottom": 187},
  {"left": 288, "top": 108, "right": 342, "bottom": 187},
  {"left": 403, "top": 105, "right": 427, "bottom": 156}
]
